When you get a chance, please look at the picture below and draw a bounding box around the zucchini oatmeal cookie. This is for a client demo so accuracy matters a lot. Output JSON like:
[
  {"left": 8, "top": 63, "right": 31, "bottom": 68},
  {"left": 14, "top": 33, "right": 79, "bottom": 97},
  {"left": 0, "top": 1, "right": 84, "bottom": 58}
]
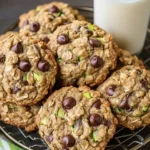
[
  {"left": 36, "top": 86, "right": 118, "bottom": 150},
  {"left": 0, "top": 101, "right": 40, "bottom": 132},
  {"left": 113, "top": 43, "right": 145, "bottom": 69},
  {"left": 0, "top": 32, "right": 18, "bottom": 41},
  {"left": 19, "top": 2, "right": 85, "bottom": 40},
  {"left": 0, "top": 33, "right": 57, "bottom": 105},
  {"left": 0, "top": 32, "right": 24, "bottom": 55},
  {"left": 49, "top": 21, "right": 117, "bottom": 87},
  {"left": 97, "top": 66, "right": 150, "bottom": 130}
]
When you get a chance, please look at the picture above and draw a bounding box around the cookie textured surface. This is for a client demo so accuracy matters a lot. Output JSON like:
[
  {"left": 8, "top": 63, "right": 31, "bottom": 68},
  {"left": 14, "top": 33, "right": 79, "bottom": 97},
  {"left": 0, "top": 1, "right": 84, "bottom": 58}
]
[
  {"left": 49, "top": 21, "right": 117, "bottom": 87},
  {"left": 36, "top": 86, "right": 117, "bottom": 150},
  {"left": 97, "top": 66, "right": 150, "bottom": 130},
  {"left": 0, "top": 32, "right": 57, "bottom": 105},
  {"left": 0, "top": 101, "right": 40, "bottom": 132},
  {"left": 0, "top": 32, "right": 18, "bottom": 41},
  {"left": 19, "top": 2, "right": 85, "bottom": 39},
  {"left": 113, "top": 43, "right": 145, "bottom": 69}
]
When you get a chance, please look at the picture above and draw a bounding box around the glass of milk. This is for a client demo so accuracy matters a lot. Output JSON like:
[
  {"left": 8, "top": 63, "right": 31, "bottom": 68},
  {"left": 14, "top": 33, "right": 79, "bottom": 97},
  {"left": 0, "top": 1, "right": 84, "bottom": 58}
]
[{"left": 94, "top": 0, "right": 150, "bottom": 54}]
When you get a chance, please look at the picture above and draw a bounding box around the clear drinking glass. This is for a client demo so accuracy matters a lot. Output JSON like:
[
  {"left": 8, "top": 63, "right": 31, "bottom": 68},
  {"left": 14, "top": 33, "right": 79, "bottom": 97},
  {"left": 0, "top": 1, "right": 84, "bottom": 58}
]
[{"left": 94, "top": 0, "right": 150, "bottom": 54}]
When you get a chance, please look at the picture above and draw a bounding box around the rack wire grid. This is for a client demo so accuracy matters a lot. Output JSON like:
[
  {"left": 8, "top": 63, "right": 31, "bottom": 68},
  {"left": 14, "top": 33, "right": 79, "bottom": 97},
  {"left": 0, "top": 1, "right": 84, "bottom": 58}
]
[{"left": 0, "top": 6, "right": 150, "bottom": 150}]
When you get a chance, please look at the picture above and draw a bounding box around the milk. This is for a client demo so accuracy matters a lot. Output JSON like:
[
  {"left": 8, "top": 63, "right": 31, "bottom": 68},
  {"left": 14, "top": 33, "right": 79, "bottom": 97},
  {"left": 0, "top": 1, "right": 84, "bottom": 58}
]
[{"left": 94, "top": 0, "right": 150, "bottom": 54}]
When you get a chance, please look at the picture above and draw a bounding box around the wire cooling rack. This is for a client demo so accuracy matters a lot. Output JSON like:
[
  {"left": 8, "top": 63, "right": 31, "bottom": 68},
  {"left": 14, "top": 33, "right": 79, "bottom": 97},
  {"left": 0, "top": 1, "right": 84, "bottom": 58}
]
[{"left": 0, "top": 6, "right": 150, "bottom": 150}]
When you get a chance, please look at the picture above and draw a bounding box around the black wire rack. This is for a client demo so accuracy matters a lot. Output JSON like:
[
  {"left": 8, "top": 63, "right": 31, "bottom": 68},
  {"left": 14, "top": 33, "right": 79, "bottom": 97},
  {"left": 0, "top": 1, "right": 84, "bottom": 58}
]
[{"left": 0, "top": 7, "right": 150, "bottom": 150}]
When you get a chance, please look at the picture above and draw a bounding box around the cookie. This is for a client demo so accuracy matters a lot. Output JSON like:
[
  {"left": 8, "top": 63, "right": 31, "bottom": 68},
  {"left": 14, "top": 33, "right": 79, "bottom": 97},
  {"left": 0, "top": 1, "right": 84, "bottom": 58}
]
[
  {"left": 36, "top": 86, "right": 117, "bottom": 150},
  {"left": 0, "top": 32, "right": 57, "bottom": 105},
  {"left": 97, "top": 66, "right": 150, "bottom": 130},
  {"left": 113, "top": 43, "right": 145, "bottom": 69},
  {"left": 0, "top": 101, "right": 39, "bottom": 132},
  {"left": 49, "top": 20, "right": 117, "bottom": 87},
  {"left": 19, "top": 2, "right": 85, "bottom": 39},
  {"left": 0, "top": 32, "right": 17, "bottom": 41},
  {"left": 0, "top": 32, "right": 23, "bottom": 54}
]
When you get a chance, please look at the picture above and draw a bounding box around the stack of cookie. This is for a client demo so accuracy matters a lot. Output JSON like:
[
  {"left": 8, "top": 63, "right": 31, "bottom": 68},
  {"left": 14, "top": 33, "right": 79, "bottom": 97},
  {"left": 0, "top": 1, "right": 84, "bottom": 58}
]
[{"left": 0, "top": 2, "right": 149, "bottom": 150}]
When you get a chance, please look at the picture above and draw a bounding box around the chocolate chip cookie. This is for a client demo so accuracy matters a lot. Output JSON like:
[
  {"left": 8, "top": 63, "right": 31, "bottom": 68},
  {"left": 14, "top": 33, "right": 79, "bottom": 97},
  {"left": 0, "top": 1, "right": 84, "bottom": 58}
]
[
  {"left": 19, "top": 2, "right": 85, "bottom": 39},
  {"left": 0, "top": 101, "right": 40, "bottom": 132},
  {"left": 49, "top": 20, "right": 117, "bottom": 87},
  {"left": 36, "top": 86, "right": 118, "bottom": 150},
  {"left": 0, "top": 32, "right": 18, "bottom": 41},
  {"left": 0, "top": 33, "right": 57, "bottom": 105},
  {"left": 97, "top": 66, "right": 150, "bottom": 130},
  {"left": 113, "top": 43, "right": 145, "bottom": 69}
]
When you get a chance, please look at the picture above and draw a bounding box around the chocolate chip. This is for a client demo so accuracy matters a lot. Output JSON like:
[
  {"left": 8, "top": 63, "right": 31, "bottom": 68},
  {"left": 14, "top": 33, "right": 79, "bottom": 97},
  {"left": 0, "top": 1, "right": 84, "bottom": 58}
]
[
  {"left": 119, "top": 99, "right": 129, "bottom": 109},
  {"left": 30, "top": 22, "right": 40, "bottom": 32},
  {"left": 37, "top": 60, "right": 50, "bottom": 72},
  {"left": 106, "top": 85, "right": 116, "bottom": 96},
  {"left": 0, "top": 55, "right": 5, "bottom": 63},
  {"left": 63, "top": 97, "right": 76, "bottom": 109},
  {"left": 45, "top": 135, "right": 53, "bottom": 143},
  {"left": 22, "top": 20, "right": 29, "bottom": 28},
  {"left": 89, "top": 114, "right": 102, "bottom": 126},
  {"left": 119, "top": 93, "right": 132, "bottom": 109},
  {"left": 57, "top": 34, "right": 70, "bottom": 45},
  {"left": 90, "top": 55, "right": 103, "bottom": 68},
  {"left": 140, "top": 79, "right": 148, "bottom": 89},
  {"left": 62, "top": 135, "right": 75, "bottom": 147},
  {"left": 89, "top": 39, "right": 101, "bottom": 47},
  {"left": 19, "top": 60, "right": 31, "bottom": 72},
  {"left": 11, "top": 86, "right": 21, "bottom": 94},
  {"left": 41, "top": 37, "right": 50, "bottom": 43},
  {"left": 49, "top": 5, "right": 60, "bottom": 13},
  {"left": 11, "top": 42, "right": 23, "bottom": 54},
  {"left": 104, "top": 120, "right": 111, "bottom": 127},
  {"left": 92, "top": 100, "right": 101, "bottom": 109}
]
